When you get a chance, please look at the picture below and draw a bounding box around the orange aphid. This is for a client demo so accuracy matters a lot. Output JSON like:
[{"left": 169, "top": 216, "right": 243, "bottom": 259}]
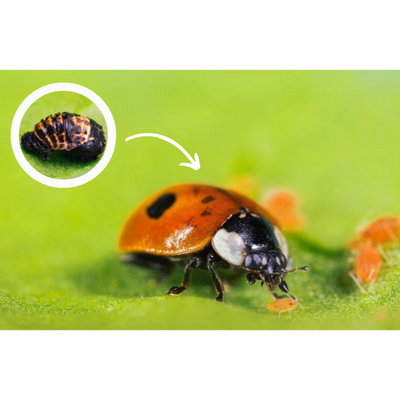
[
  {"left": 359, "top": 217, "right": 400, "bottom": 245},
  {"left": 354, "top": 243, "right": 382, "bottom": 282},
  {"left": 347, "top": 216, "right": 400, "bottom": 292},
  {"left": 263, "top": 189, "right": 305, "bottom": 231},
  {"left": 267, "top": 298, "right": 299, "bottom": 313},
  {"left": 349, "top": 243, "right": 382, "bottom": 294}
]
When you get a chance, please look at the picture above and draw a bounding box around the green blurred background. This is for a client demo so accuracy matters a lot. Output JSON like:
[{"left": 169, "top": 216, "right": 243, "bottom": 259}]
[{"left": 2, "top": 71, "right": 400, "bottom": 329}]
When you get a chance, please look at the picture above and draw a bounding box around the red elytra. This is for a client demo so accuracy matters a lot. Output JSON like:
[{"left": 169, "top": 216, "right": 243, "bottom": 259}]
[{"left": 118, "top": 183, "right": 278, "bottom": 256}]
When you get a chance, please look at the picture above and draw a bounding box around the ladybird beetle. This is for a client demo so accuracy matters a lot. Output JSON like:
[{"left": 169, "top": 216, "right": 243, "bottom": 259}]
[
  {"left": 118, "top": 184, "right": 309, "bottom": 302},
  {"left": 21, "top": 112, "right": 106, "bottom": 161}
]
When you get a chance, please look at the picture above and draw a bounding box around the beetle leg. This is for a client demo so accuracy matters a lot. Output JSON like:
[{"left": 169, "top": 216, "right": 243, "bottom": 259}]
[
  {"left": 269, "top": 286, "right": 283, "bottom": 300},
  {"left": 270, "top": 284, "right": 297, "bottom": 301},
  {"left": 167, "top": 256, "right": 201, "bottom": 296},
  {"left": 246, "top": 273, "right": 258, "bottom": 285},
  {"left": 207, "top": 253, "right": 225, "bottom": 302}
]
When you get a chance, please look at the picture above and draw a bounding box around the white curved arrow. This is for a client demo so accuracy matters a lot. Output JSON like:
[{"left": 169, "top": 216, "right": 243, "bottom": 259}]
[{"left": 125, "top": 133, "right": 201, "bottom": 170}]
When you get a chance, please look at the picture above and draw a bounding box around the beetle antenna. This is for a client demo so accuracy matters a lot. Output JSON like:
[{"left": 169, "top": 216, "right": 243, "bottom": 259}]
[{"left": 284, "top": 266, "right": 309, "bottom": 274}]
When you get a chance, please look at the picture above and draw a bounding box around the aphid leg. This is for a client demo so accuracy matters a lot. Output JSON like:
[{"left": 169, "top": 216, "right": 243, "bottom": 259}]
[
  {"left": 377, "top": 245, "right": 393, "bottom": 266},
  {"left": 348, "top": 270, "right": 367, "bottom": 294},
  {"left": 367, "top": 279, "right": 377, "bottom": 294},
  {"left": 384, "top": 225, "right": 399, "bottom": 243},
  {"left": 167, "top": 256, "right": 201, "bottom": 296},
  {"left": 206, "top": 253, "right": 225, "bottom": 302}
]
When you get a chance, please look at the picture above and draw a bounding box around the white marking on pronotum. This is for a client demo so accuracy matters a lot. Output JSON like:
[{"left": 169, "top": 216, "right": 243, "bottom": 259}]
[
  {"left": 212, "top": 229, "right": 246, "bottom": 266},
  {"left": 253, "top": 254, "right": 261, "bottom": 265},
  {"left": 261, "top": 256, "right": 267, "bottom": 266},
  {"left": 274, "top": 226, "right": 289, "bottom": 259},
  {"left": 239, "top": 213, "right": 246, "bottom": 218}
]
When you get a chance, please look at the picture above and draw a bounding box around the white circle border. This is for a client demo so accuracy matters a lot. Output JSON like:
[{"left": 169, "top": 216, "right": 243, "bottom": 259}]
[{"left": 11, "top": 82, "right": 116, "bottom": 188}]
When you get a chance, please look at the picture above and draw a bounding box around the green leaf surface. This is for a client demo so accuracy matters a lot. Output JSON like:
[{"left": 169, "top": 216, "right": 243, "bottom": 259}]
[{"left": 2, "top": 71, "right": 400, "bottom": 329}]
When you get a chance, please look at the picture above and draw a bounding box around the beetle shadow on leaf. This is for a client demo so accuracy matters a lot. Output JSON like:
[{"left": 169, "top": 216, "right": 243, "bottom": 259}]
[{"left": 66, "top": 255, "right": 221, "bottom": 299}]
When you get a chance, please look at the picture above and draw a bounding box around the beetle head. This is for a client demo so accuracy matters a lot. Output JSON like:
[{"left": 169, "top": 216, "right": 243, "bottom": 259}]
[
  {"left": 246, "top": 252, "right": 309, "bottom": 294},
  {"left": 244, "top": 248, "right": 287, "bottom": 284}
]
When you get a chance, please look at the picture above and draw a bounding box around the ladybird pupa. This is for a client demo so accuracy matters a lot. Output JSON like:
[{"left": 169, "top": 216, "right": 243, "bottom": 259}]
[{"left": 21, "top": 112, "right": 106, "bottom": 161}]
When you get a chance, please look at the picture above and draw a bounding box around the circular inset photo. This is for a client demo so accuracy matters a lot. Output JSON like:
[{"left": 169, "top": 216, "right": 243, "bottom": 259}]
[{"left": 11, "top": 83, "right": 116, "bottom": 188}]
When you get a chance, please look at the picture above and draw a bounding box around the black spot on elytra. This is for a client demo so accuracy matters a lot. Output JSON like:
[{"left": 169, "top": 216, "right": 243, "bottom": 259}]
[
  {"left": 193, "top": 186, "right": 201, "bottom": 196},
  {"left": 201, "top": 207, "right": 212, "bottom": 217},
  {"left": 201, "top": 195, "right": 215, "bottom": 204},
  {"left": 147, "top": 193, "right": 176, "bottom": 219}
]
